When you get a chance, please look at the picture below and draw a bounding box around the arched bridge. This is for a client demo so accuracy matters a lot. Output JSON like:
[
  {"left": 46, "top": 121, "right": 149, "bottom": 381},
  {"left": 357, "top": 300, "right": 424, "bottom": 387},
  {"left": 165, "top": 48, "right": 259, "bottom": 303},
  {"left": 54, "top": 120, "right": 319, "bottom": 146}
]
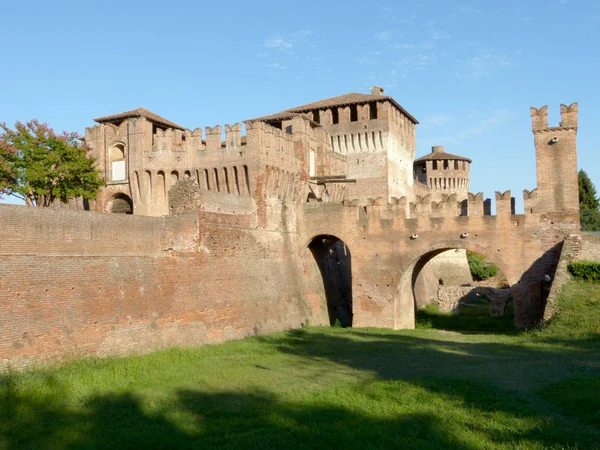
[{"left": 299, "top": 195, "right": 578, "bottom": 329}]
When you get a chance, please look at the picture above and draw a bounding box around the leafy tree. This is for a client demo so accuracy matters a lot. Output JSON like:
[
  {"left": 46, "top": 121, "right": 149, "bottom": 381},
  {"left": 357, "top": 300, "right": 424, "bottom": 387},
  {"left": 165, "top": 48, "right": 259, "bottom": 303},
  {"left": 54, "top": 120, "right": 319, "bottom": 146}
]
[
  {"left": 467, "top": 251, "right": 499, "bottom": 281},
  {"left": 0, "top": 120, "right": 103, "bottom": 206},
  {"left": 578, "top": 170, "right": 600, "bottom": 231}
]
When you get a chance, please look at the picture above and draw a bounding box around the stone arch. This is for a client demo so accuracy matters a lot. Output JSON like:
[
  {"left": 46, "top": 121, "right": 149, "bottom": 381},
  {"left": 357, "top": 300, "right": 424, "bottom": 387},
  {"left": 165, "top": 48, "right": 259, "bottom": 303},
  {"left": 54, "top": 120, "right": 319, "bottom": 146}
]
[
  {"left": 307, "top": 234, "right": 353, "bottom": 327},
  {"left": 392, "top": 241, "right": 513, "bottom": 329},
  {"left": 106, "top": 193, "right": 133, "bottom": 214}
]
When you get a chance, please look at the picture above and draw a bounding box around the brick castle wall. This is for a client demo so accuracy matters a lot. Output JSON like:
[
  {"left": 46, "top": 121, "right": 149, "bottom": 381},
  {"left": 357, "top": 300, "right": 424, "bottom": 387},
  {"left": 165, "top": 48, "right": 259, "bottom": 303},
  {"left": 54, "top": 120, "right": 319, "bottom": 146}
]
[{"left": 0, "top": 205, "right": 329, "bottom": 371}]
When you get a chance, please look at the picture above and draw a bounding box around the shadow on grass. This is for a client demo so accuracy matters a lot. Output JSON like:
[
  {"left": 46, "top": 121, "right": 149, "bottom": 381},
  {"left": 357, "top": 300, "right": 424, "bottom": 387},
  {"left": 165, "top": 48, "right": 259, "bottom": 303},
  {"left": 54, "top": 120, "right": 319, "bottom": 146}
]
[
  {"left": 1, "top": 282, "right": 598, "bottom": 449},
  {"left": 1, "top": 373, "right": 596, "bottom": 450},
  {"left": 1, "top": 328, "right": 599, "bottom": 449},
  {"left": 415, "top": 304, "right": 516, "bottom": 334}
]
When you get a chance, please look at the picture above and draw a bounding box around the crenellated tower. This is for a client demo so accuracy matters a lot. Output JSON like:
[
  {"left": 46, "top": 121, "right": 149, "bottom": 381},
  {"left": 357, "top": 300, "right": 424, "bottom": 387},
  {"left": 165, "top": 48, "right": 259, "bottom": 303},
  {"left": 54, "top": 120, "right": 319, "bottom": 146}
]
[{"left": 530, "top": 103, "right": 579, "bottom": 218}]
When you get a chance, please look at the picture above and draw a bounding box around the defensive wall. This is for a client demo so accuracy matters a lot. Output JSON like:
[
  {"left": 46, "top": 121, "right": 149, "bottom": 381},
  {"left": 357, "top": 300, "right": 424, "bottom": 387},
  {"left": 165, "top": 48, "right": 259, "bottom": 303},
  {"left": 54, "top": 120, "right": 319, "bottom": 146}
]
[
  {"left": 0, "top": 102, "right": 588, "bottom": 371},
  {"left": 0, "top": 201, "right": 330, "bottom": 371}
]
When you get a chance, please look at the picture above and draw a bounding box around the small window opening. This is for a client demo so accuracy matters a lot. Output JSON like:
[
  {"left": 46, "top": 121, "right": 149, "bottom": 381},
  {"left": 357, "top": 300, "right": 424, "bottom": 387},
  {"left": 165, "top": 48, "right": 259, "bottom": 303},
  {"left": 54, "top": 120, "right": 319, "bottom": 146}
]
[
  {"left": 433, "top": 160, "right": 438, "bottom": 170},
  {"left": 369, "top": 103, "right": 378, "bottom": 120},
  {"left": 444, "top": 160, "right": 449, "bottom": 170},
  {"left": 332, "top": 108, "right": 339, "bottom": 124},
  {"left": 313, "top": 110, "right": 320, "bottom": 123},
  {"left": 350, "top": 105, "right": 358, "bottom": 122}
]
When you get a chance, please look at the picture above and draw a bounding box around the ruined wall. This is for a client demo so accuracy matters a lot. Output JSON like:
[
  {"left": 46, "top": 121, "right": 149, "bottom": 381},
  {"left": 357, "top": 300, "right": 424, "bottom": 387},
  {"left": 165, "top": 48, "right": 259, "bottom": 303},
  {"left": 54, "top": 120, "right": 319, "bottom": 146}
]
[
  {"left": 0, "top": 205, "right": 328, "bottom": 371},
  {"left": 579, "top": 232, "right": 600, "bottom": 261}
]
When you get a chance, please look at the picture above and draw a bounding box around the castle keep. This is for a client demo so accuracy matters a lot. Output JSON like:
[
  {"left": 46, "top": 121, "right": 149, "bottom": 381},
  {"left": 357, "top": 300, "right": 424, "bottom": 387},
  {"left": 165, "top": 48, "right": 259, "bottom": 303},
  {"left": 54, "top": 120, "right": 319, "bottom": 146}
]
[{"left": 0, "top": 88, "right": 588, "bottom": 370}]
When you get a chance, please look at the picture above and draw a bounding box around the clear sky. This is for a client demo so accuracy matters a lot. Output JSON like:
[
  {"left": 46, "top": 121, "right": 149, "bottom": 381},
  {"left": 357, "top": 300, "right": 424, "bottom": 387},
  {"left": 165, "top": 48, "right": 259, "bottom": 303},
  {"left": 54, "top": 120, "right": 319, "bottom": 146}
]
[{"left": 1, "top": 0, "right": 598, "bottom": 211}]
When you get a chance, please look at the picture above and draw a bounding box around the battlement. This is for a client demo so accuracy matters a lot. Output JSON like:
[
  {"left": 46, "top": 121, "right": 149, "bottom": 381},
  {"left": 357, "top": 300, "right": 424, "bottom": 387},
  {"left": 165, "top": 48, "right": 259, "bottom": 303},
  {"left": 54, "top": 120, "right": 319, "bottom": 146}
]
[
  {"left": 337, "top": 189, "right": 531, "bottom": 223},
  {"left": 147, "top": 119, "right": 308, "bottom": 156},
  {"left": 531, "top": 103, "right": 578, "bottom": 132}
]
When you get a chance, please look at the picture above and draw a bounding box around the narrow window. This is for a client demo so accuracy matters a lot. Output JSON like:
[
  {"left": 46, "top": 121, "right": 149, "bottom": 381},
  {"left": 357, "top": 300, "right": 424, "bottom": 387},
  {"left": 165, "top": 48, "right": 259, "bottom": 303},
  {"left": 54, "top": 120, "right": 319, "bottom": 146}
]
[
  {"left": 369, "top": 103, "right": 378, "bottom": 119},
  {"left": 350, "top": 104, "right": 358, "bottom": 122},
  {"left": 454, "top": 160, "right": 459, "bottom": 170},
  {"left": 444, "top": 160, "right": 449, "bottom": 170},
  {"left": 433, "top": 160, "right": 438, "bottom": 170},
  {"left": 332, "top": 108, "right": 339, "bottom": 124},
  {"left": 313, "top": 109, "right": 320, "bottom": 123}
]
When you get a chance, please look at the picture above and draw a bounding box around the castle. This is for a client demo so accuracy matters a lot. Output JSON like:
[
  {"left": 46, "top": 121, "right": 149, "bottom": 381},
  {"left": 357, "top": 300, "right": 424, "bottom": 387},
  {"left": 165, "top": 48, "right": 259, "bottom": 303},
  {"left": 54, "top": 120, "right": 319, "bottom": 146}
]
[
  {"left": 1, "top": 88, "right": 596, "bottom": 371},
  {"left": 84, "top": 86, "right": 470, "bottom": 216}
]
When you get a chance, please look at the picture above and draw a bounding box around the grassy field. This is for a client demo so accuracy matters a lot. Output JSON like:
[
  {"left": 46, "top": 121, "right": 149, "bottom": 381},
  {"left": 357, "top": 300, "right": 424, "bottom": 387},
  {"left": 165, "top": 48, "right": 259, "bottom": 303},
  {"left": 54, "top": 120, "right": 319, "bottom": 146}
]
[{"left": 1, "top": 279, "right": 599, "bottom": 449}]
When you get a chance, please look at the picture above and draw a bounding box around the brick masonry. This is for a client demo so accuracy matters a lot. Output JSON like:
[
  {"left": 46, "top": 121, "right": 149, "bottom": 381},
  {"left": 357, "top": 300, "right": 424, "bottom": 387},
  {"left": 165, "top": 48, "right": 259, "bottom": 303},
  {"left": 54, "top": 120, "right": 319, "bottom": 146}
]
[{"left": 0, "top": 95, "right": 586, "bottom": 371}]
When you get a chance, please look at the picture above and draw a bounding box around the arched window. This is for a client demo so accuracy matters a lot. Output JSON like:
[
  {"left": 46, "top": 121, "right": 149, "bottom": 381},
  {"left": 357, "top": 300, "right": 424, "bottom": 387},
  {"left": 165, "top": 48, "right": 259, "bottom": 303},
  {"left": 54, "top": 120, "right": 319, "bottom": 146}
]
[{"left": 110, "top": 144, "right": 126, "bottom": 181}]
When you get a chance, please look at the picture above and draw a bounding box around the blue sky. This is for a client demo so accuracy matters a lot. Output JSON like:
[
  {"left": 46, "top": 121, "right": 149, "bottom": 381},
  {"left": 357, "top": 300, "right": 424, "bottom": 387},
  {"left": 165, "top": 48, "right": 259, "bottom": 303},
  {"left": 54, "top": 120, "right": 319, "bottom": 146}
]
[{"left": 1, "top": 0, "right": 598, "bottom": 211}]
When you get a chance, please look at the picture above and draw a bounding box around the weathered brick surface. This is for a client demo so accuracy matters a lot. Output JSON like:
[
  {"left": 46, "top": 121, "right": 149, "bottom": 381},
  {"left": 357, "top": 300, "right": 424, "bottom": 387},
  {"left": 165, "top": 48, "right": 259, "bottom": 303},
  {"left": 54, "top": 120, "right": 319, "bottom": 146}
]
[
  {"left": 0, "top": 205, "right": 329, "bottom": 371},
  {"left": 0, "top": 99, "right": 583, "bottom": 370}
]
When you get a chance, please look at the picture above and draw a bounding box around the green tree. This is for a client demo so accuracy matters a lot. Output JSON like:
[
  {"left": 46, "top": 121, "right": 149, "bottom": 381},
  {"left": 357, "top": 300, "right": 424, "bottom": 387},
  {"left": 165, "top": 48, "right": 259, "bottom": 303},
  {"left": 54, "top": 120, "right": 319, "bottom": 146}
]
[
  {"left": 466, "top": 251, "right": 499, "bottom": 281},
  {"left": 0, "top": 120, "right": 103, "bottom": 207},
  {"left": 578, "top": 169, "right": 600, "bottom": 231}
]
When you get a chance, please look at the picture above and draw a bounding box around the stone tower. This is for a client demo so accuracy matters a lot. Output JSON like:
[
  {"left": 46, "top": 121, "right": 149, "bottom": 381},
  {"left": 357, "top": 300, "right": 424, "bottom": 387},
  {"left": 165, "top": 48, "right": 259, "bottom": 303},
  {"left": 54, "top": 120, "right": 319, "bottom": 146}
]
[
  {"left": 530, "top": 103, "right": 579, "bottom": 217},
  {"left": 252, "top": 86, "right": 419, "bottom": 202},
  {"left": 413, "top": 145, "right": 471, "bottom": 202}
]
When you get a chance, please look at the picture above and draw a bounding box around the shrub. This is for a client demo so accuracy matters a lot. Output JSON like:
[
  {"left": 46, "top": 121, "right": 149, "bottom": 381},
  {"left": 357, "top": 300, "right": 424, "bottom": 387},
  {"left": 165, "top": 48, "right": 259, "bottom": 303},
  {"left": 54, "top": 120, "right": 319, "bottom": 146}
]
[
  {"left": 467, "top": 251, "right": 499, "bottom": 281},
  {"left": 567, "top": 260, "right": 600, "bottom": 281}
]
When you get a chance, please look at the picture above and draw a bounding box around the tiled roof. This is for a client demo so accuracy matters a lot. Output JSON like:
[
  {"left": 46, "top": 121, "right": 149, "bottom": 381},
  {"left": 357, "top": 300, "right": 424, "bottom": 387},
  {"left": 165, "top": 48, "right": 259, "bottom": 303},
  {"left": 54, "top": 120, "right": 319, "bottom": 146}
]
[
  {"left": 245, "top": 111, "right": 321, "bottom": 127},
  {"left": 248, "top": 92, "right": 418, "bottom": 125},
  {"left": 94, "top": 107, "right": 184, "bottom": 130},
  {"left": 414, "top": 151, "right": 472, "bottom": 164},
  {"left": 286, "top": 92, "right": 419, "bottom": 124}
]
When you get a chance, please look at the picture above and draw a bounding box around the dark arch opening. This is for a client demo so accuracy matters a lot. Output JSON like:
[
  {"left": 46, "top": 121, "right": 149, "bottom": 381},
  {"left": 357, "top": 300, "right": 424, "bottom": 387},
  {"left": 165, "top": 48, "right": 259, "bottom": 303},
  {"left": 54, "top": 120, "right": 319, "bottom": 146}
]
[
  {"left": 308, "top": 235, "right": 353, "bottom": 327},
  {"left": 109, "top": 194, "right": 133, "bottom": 214}
]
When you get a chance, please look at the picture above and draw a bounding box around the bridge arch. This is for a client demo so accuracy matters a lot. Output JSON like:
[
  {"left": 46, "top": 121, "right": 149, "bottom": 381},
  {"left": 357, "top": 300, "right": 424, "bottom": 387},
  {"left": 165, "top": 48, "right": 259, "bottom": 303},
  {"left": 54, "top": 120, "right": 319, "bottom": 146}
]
[
  {"left": 307, "top": 234, "right": 353, "bottom": 327},
  {"left": 392, "top": 240, "right": 514, "bottom": 329}
]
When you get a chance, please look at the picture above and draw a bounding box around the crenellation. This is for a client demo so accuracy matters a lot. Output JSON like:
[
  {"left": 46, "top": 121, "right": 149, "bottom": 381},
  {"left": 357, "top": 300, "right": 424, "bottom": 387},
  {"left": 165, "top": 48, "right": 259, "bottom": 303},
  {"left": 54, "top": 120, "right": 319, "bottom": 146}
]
[
  {"left": 523, "top": 188, "right": 539, "bottom": 215},
  {"left": 560, "top": 103, "right": 578, "bottom": 128},
  {"left": 495, "top": 190, "right": 515, "bottom": 216},
  {"left": 225, "top": 123, "right": 242, "bottom": 149},
  {"left": 467, "top": 192, "right": 484, "bottom": 217},
  {"left": 205, "top": 125, "right": 222, "bottom": 151},
  {"left": 530, "top": 105, "right": 548, "bottom": 131}
]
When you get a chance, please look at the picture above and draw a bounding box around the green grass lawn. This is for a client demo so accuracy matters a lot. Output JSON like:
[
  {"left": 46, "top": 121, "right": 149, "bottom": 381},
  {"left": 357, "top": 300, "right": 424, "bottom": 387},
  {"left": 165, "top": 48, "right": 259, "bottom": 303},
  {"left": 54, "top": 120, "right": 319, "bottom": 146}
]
[{"left": 1, "top": 280, "right": 599, "bottom": 449}]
